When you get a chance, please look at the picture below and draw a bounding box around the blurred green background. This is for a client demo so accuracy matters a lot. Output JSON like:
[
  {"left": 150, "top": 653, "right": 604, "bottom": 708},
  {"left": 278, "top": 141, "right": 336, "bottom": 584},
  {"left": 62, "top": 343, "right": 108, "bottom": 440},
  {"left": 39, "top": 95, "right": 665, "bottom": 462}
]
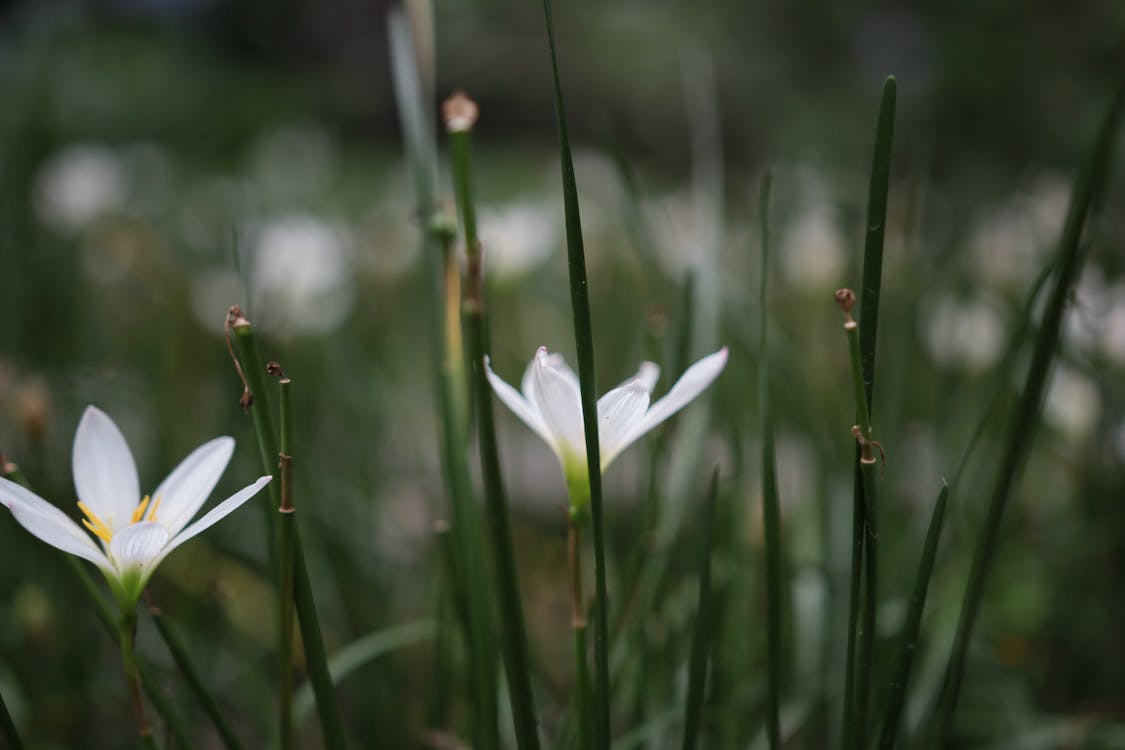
[{"left": 1, "top": 0, "right": 1124, "bottom": 747}]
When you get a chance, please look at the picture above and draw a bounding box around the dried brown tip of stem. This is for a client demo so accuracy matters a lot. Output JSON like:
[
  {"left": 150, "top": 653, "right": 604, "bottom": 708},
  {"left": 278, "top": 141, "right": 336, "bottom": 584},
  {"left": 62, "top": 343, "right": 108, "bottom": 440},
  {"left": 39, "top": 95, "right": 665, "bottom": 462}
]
[
  {"left": 266, "top": 361, "right": 291, "bottom": 384},
  {"left": 442, "top": 90, "right": 479, "bottom": 133},
  {"left": 835, "top": 288, "right": 856, "bottom": 314},
  {"left": 224, "top": 306, "right": 253, "bottom": 413}
]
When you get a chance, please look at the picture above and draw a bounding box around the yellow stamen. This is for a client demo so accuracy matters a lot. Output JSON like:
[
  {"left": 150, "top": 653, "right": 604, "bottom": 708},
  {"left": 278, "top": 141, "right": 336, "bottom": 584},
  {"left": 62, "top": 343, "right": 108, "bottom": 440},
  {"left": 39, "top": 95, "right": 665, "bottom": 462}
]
[
  {"left": 77, "top": 501, "right": 113, "bottom": 542},
  {"left": 131, "top": 495, "right": 151, "bottom": 524},
  {"left": 146, "top": 494, "right": 162, "bottom": 522}
]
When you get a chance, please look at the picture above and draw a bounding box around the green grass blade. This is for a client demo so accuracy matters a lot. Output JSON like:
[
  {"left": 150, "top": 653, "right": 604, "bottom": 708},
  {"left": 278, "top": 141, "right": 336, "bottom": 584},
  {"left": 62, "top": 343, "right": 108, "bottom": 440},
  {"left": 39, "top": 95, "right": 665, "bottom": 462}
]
[
  {"left": 447, "top": 95, "right": 543, "bottom": 750},
  {"left": 540, "top": 2, "right": 612, "bottom": 745},
  {"left": 681, "top": 468, "right": 720, "bottom": 750},
  {"left": 932, "top": 67, "right": 1125, "bottom": 748},
  {"left": 757, "top": 171, "right": 783, "bottom": 750},
  {"left": 273, "top": 367, "right": 296, "bottom": 750},
  {"left": 295, "top": 620, "right": 436, "bottom": 722},
  {"left": 0, "top": 680, "right": 22, "bottom": 749},
  {"left": 145, "top": 599, "right": 245, "bottom": 750},
  {"left": 842, "top": 75, "right": 896, "bottom": 750},
  {"left": 878, "top": 483, "right": 948, "bottom": 750}
]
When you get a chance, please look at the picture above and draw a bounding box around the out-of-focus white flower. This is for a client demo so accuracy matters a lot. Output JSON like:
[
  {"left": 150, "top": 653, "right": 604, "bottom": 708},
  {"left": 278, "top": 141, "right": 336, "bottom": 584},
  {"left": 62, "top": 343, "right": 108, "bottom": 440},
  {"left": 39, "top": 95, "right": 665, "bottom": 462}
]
[
  {"left": 486, "top": 347, "right": 728, "bottom": 506},
  {"left": 779, "top": 208, "right": 847, "bottom": 292},
  {"left": 967, "top": 176, "right": 1068, "bottom": 291},
  {"left": 251, "top": 214, "right": 355, "bottom": 336},
  {"left": 34, "top": 144, "right": 128, "bottom": 234},
  {"left": 1102, "top": 283, "right": 1125, "bottom": 365},
  {"left": 0, "top": 406, "right": 271, "bottom": 609},
  {"left": 478, "top": 203, "right": 557, "bottom": 279},
  {"left": 1044, "top": 366, "right": 1100, "bottom": 441},
  {"left": 923, "top": 296, "right": 1007, "bottom": 371}
]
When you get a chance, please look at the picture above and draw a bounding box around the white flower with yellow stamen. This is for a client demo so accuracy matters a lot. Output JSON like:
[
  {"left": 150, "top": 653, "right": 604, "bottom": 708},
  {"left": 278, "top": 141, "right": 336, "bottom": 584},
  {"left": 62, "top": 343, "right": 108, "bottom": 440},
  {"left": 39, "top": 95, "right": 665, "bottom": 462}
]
[
  {"left": 485, "top": 346, "right": 728, "bottom": 505},
  {"left": 0, "top": 406, "right": 271, "bottom": 608}
]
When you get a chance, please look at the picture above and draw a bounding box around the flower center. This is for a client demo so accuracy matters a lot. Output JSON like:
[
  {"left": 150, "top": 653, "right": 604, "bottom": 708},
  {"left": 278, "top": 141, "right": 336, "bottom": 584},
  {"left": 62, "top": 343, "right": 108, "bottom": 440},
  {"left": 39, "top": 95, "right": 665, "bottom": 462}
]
[{"left": 77, "top": 495, "right": 162, "bottom": 542}]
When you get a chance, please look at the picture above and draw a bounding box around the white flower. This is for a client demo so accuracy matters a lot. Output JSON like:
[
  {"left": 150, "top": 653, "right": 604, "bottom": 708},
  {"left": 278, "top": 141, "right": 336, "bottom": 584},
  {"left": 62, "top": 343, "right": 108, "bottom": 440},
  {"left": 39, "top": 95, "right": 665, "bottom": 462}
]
[
  {"left": 485, "top": 347, "right": 728, "bottom": 500},
  {"left": 0, "top": 406, "right": 271, "bottom": 608}
]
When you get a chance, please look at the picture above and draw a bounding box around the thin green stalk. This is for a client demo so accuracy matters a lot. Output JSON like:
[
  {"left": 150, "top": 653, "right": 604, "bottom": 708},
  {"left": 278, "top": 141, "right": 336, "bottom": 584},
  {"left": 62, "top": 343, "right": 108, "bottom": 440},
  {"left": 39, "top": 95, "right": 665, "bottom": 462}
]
[
  {"left": 681, "top": 468, "right": 719, "bottom": 750},
  {"left": 841, "top": 76, "right": 896, "bottom": 750},
  {"left": 144, "top": 596, "right": 244, "bottom": 750},
  {"left": 271, "top": 364, "right": 297, "bottom": 750},
  {"left": 388, "top": 14, "right": 501, "bottom": 746},
  {"left": 932, "top": 67, "right": 1125, "bottom": 747},
  {"left": 540, "top": 3, "right": 611, "bottom": 744},
  {"left": 445, "top": 93, "right": 542, "bottom": 750},
  {"left": 0, "top": 684, "right": 22, "bottom": 750},
  {"left": 225, "top": 314, "right": 348, "bottom": 750},
  {"left": 119, "top": 610, "right": 158, "bottom": 750},
  {"left": 1, "top": 463, "right": 192, "bottom": 749},
  {"left": 757, "top": 171, "right": 783, "bottom": 750},
  {"left": 569, "top": 519, "right": 592, "bottom": 750},
  {"left": 878, "top": 483, "right": 948, "bottom": 750}
]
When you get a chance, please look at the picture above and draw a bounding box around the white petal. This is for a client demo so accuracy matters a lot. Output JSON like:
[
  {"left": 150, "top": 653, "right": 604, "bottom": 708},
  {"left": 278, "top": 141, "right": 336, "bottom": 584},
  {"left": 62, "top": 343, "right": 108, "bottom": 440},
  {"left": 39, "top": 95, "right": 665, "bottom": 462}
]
[
  {"left": 614, "top": 347, "right": 729, "bottom": 460},
  {"left": 597, "top": 381, "right": 651, "bottom": 468},
  {"left": 159, "top": 476, "right": 272, "bottom": 564},
  {"left": 0, "top": 477, "right": 111, "bottom": 569},
  {"left": 72, "top": 406, "right": 140, "bottom": 531},
  {"left": 110, "top": 521, "right": 170, "bottom": 566},
  {"left": 633, "top": 362, "right": 661, "bottom": 394},
  {"left": 151, "top": 437, "right": 235, "bottom": 538},
  {"left": 528, "top": 347, "right": 586, "bottom": 458},
  {"left": 485, "top": 356, "right": 555, "bottom": 449}
]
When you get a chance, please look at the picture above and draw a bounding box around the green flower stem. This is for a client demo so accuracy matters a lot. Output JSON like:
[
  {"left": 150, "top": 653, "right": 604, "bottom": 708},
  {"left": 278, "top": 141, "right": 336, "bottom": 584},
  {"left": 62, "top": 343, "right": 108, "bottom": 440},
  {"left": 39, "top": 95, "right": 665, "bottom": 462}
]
[
  {"left": 446, "top": 93, "right": 541, "bottom": 750},
  {"left": 841, "top": 299, "right": 880, "bottom": 750},
  {"left": 878, "top": 483, "right": 948, "bottom": 750},
  {"left": 569, "top": 517, "right": 592, "bottom": 750},
  {"left": 225, "top": 314, "right": 348, "bottom": 750},
  {"left": 540, "top": 2, "right": 612, "bottom": 744},
  {"left": 756, "top": 171, "right": 783, "bottom": 750},
  {"left": 389, "top": 14, "right": 501, "bottom": 745},
  {"left": 144, "top": 595, "right": 244, "bottom": 750},
  {"left": 0, "top": 463, "right": 192, "bottom": 749},
  {"left": 842, "top": 76, "right": 896, "bottom": 750},
  {"left": 272, "top": 366, "right": 296, "bottom": 750},
  {"left": 681, "top": 468, "right": 719, "bottom": 750},
  {"left": 119, "top": 610, "right": 158, "bottom": 750},
  {"left": 932, "top": 67, "right": 1125, "bottom": 747}
]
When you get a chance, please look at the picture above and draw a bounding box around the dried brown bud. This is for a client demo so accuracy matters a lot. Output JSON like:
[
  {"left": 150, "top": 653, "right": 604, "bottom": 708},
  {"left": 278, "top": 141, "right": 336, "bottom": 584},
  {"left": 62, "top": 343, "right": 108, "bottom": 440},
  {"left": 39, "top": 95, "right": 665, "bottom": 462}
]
[
  {"left": 442, "top": 90, "right": 479, "bottom": 133},
  {"left": 835, "top": 288, "right": 856, "bottom": 314},
  {"left": 266, "top": 361, "right": 290, "bottom": 383},
  {"left": 239, "top": 390, "right": 254, "bottom": 413},
  {"left": 227, "top": 305, "right": 250, "bottom": 329}
]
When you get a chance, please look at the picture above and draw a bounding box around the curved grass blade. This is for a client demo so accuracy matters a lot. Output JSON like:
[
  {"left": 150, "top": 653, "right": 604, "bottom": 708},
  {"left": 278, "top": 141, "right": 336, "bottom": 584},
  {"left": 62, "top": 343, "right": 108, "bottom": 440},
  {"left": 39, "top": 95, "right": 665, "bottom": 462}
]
[
  {"left": 0, "top": 685, "right": 22, "bottom": 750},
  {"left": 931, "top": 66, "right": 1125, "bottom": 748},
  {"left": 539, "top": 2, "right": 611, "bottom": 745},
  {"left": 294, "top": 620, "right": 436, "bottom": 722},
  {"left": 877, "top": 482, "right": 948, "bottom": 749},
  {"left": 681, "top": 467, "right": 720, "bottom": 750}
]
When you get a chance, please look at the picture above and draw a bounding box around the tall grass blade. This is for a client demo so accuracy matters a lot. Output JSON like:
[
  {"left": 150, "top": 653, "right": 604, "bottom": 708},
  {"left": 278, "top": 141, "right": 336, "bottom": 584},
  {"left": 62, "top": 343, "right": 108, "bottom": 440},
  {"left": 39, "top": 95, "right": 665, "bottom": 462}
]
[
  {"left": 878, "top": 483, "right": 948, "bottom": 750},
  {"left": 540, "top": 2, "right": 612, "bottom": 745},
  {"left": 757, "top": 171, "right": 783, "bottom": 750},
  {"left": 681, "top": 468, "right": 720, "bottom": 750},
  {"left": 932, "top": 67, "right": 1125, "bottom": 747}
]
